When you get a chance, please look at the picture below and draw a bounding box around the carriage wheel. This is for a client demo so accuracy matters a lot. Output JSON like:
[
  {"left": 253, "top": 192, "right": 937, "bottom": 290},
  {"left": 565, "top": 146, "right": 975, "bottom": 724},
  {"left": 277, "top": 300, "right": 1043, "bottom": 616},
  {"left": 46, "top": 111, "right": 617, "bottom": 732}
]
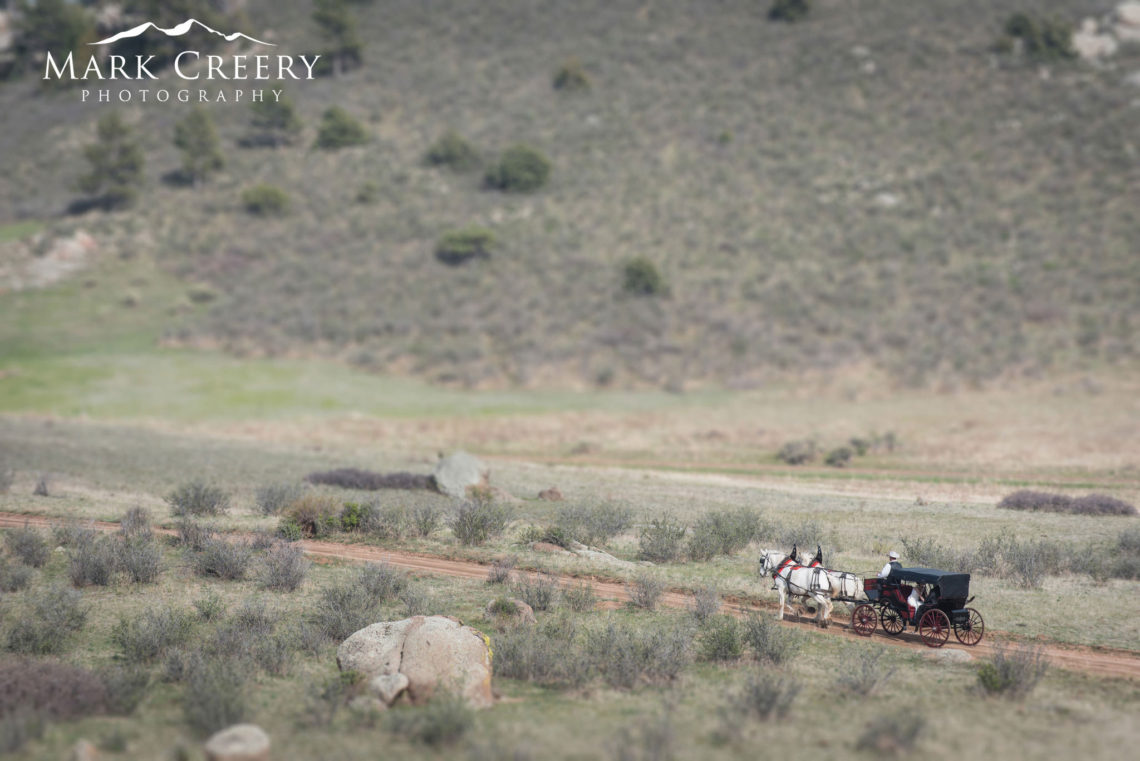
[
  {"left": 918, "top": 609, "right": 951, "bottom": 648},
  {"left": 953, "top": 608, "right": 985, "bottom": 646},
  {"left": 880, "top": 606, "right": 905, "bottom": 636},
  {"left": 851, "top": 604, "right": 877, "bottom": 636}
]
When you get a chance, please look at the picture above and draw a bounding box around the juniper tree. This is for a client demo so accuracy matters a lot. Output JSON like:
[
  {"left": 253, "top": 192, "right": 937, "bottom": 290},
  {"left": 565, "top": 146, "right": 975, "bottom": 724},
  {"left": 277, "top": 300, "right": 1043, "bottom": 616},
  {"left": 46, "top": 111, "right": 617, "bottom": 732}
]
[
  {"left": 313, "top": 0, "right": 363, "bottom": 76},
  {"left": 245, "top": 95, "right": 303, "bottom": 147},
  {"left": 77, "top": 112, "right": 145, "bottom": 210},
  {"left": 174, "top": 107, "right": 225, "bottom": 185}
]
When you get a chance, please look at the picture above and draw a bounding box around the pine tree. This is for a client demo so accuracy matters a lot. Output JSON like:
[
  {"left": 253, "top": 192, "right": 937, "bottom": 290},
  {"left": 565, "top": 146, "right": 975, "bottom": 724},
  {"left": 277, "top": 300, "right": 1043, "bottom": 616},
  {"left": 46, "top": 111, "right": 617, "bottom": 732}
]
[
  {"left": 174, "top": 107, "right": 225, "bottom": 185},
  {"left": 313, "top": 0, "right": 363, "bottom": 76},
  {"left": 77, "top": 112, "right": 145, "bottom": 210},
  {"left": 14, "top": 0, "right": 97, "bottom": 84},
  {"left": 244, "top": 95, "right": 303, "bottom": 148}
]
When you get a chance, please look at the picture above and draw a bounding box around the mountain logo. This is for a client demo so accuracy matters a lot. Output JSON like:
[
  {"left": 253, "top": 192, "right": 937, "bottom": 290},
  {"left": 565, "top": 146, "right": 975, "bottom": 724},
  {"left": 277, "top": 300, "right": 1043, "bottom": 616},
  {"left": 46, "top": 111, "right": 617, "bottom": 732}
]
[{"left": 89, "top": 18, "right": 274, "bottom": 47}]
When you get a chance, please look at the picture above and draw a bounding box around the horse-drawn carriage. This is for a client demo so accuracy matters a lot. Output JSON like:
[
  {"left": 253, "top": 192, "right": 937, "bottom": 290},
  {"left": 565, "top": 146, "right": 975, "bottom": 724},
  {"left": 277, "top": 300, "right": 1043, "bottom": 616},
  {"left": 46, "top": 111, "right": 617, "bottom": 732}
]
[{"left": 850, "top": 566, "right": 985, "bottom": 648}]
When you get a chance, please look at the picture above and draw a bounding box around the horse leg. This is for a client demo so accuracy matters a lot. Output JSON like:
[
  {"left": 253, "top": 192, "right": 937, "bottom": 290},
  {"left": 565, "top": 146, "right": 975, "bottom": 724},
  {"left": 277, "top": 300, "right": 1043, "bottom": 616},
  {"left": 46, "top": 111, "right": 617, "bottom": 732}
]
[{"left": 777, "top": 585, "right": 786, "bottom": 620}]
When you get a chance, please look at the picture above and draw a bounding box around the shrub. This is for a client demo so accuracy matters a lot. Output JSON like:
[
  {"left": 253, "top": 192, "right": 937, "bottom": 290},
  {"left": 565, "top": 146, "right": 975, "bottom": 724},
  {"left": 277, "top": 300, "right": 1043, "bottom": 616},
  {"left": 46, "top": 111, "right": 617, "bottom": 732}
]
[
  {"left": 314, "top": 106, "right": 369, "bottom": 149},
  {"left": 339, "top": 501, "right": 366, "bottom": 532},
  {"left": 76, "top": 111, "right": 145, "bottom": 210},
  {"left": 718, "top": 670, "right": 800, "bottom": 738},
  {"left": 112, "top": 607, "right": 194, "bottom": 663},
  {"left": 837, "top": 644, "right": 896, "bottom": 695},
  {"left": 0, "top": 560, "right": 33, "bottom": 592},
  {"left": 119, "top": 536, "right": 162, "bottom": 583},
  {"left": 261, "top": 541, "right": 309, "bottom": 591},
  {"left": 1108, "top": 528, "right": 1140, "bottom": 580},
  {"left": 824, "top": 446, "right": 853, "bottom": 467},
  {"left": 553, "top": 58, "right": 591, "bottom": 91},
  {"left": 193, "top": 588, "right": 226, "bottom": 621},
  {"left": 99, "top": 666, "right": 150, "bottom": 716},
  {"left": 7, "top": 585, "right": 86, "bottom": 655},
  {"left": 450, "top": 499, "right": 512, "bottom": 546},
  {"left": 637, "top": 514, "right": 686, "bottom": 563},
  {"left": 769, "top": 0, "right": 811, "bottom": 23},
  {"left": 118, "top": 507, "right": 152, "bottom": 540},
  {"left": 313, "top": 563, "right": 407, "bottom": 640},
  {"left": 358, "top": 562, "right": 409, "bottom": 602},
  {"left": 586, "top": 619, "right": 693, "bottom": 688},
  {"left": 689, "top": 586, "right": 721, "bottom": 622},
  {"left": 183, "top": 657, "right": 247, "bottom": 736},
  {"left": 245, "top": 94, "right": 303, "bottom": 147},
  {"left": 742, "top": 613, "right": 800, "bottom": 665},
  {"left": 1002, "top": 13, "right": 1076, "bottom": 61},
  {"left": 0, "top": 712, "right": 44, "bottom": 755},
  {"left": 900, "top": 536, "right": 975, "bottom": 574},
  {"left": 611, "top": 708, "right": 676, "bottom": 761},
  {"left": 484, "top": 144, "right": 551, "bottom": 193},
  {"left": 359, "top": 502, "right": 409, "bottom": 539},
  {"left": 176, "top": 519, "right": 216, "bottom": 551},
  {"left": 487, "top": 556, "right": 516, "bottom": 585},
  {"left": 698, "top": 615, "right": 744, "bottom": 662},
  {"left": 628, "top": 573, "right": 666, "bottom": 610},
  {"left": 425, "top": 129, "right": 479, "bottom": 171},
  {"left": 399, "top": 583, "right": 431, "bottom": 616},
  {"left": 512, "top": 572, "right": 560, "bottom": 612},
  {"left": 0, "top": 659, "right": 107, "bottom": 720},
  {"left": 776, "top": 439, "right": 816, "bottom": 465},
  {"left": 166, "top": 481, "right": 230, "bottom": 517},
  {"left": 283, "top": 494, "right": 340, "bottom": 537},
  {"left": 687, "top": 508, "right": 763, "bottom": 561},
  {"left": 555, "top": 503, "right": 634, "bottom": 547},
  {"left": 193, "top": 538, "right": 253, "bottom": 581},
  {"left": 997, "top": 490, "right": 1136, "bottom": 516},
  {"left": 0, "top": 468, "right": 12, "bottom": 494},
  {"left": 255, "top": 483, "right": 305, "bottom": 515},
  {"left": 33, "top": 475, "right": 49, "bottom": 497},
  {"left": 621, "top": 257, "right": 668, "bottom": 297},
  {"left": 855, "top": 715, "right": 925, "bottom": 755},
  {"left": 776, "top": 520, "right": 831, "bottom": 554},
  {"left": 356, "top": 181, "right": 380, "bottom": 204},
  {"left": 4, "top": 524, "right": 49, "bottom": 568},
  {"left": 305, "top": 468, "right": 434, "bottom": 491},
  {"left": 240, "top": 184, "right": 290, "bottom": 217},
  {"left": 173, "top": 106, "right": 225, "bottom": 184},
  {"left": 68, "top": 533, "right": 117, "bottom": 586},
  {"left": 387, "top": 693, "right": 474, "bottom": 746},
  {"left": 493, "top": 620, "right": 590, "bottom": 687},
  {"left": 277, "top": 519, "right": 303, "bottom": 542},
  {"left": 562, "top": 580, "right": 597, "bottom": 612},
  {"left": 52, "top": 519, "right": 91, "bottom": 548},
  {"left": 411, "top": 503, "right": 441, "bottom": 537},
  {"left": 977, "top": 644, "right": 1048, "bottom": 699},
  {"left": 435, "top": 227, "right": 496, "bottom": 266}
]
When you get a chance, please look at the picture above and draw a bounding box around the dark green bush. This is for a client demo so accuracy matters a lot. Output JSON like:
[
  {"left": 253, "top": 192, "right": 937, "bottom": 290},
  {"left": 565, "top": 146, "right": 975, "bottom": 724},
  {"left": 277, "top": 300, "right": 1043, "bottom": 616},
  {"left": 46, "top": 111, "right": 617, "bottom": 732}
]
[
  {"left": 1002, "top": 13, "right": 1076, "bottom": 61},
  {"left": 484, "top": 145, "right": 551, "bottom": 193},
  {"left": 425, "top": 130, "right": 480, "bottom": 171},
  {"left": 769, "top": 0, "right": 811, "bottom": 22},
  {"left": 314, "top": 106, "right": 369, "bottom": 149},
  {"left": 637, "top": 515, "right": 686, "bottom": 563},
  {"left": 244, "top": 95, "right": 303, "bottom": 147},
  {"left": 553, "top": 58, "right": 591, "bottom": 92},
  {"left": 435, "top": 227, "right": 496, "bottom": 266},
  {"left": 282, "top": 494, "right": 340, "bottom": 537},
  {"left": 825, "top": 446, "right": 853, "bottom": 467},
  {"left": 776, "top": 439, "right": 816, "bottom": 465},
  {"left": 4, "top": 524, "right": 49, "bottom": 568},
  {"left": 166, "top": 481, "right": 230, "bottom": 517},
  {"left": 240, "top": 184, "right": 290, "bottom": 217},
  {"left": 193, "top": 589, "right": 226, "bottom": 622},
  {"left": 621, "top": 257, "right": 667, "bottom": 297}
]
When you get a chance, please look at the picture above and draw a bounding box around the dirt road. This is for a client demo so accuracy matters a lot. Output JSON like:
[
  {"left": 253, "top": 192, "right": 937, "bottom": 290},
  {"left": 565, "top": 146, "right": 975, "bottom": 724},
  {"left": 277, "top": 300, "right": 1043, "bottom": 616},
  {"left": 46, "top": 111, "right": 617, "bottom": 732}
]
[{"left": 2, "top": 511, "right": 1137, "bottom": 681}]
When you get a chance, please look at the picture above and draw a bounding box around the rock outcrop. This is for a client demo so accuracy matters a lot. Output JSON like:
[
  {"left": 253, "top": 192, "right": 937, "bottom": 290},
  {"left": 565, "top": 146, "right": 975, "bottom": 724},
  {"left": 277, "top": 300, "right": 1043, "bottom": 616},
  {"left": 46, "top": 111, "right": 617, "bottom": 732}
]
[
  {"left": 432, "top": 451, "right": 490, "bottom": 499},
  {"left": 204, "top": 724, "right": 270, "bottom": 761}
]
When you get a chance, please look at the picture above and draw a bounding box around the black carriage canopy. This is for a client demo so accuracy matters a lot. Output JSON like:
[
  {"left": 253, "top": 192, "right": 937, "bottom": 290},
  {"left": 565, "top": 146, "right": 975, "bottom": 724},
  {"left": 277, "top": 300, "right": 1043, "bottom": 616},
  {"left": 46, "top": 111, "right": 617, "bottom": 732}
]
[{"left": 886, "top": 567, "right": 971, "bottom": 600}]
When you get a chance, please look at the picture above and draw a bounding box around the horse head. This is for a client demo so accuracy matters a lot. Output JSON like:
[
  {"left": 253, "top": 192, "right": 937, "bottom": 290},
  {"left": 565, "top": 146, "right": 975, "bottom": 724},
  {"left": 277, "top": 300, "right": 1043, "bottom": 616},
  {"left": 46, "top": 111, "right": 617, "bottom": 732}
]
[{"left": 758, "top": 549, "right": 785, "bottom": 576}]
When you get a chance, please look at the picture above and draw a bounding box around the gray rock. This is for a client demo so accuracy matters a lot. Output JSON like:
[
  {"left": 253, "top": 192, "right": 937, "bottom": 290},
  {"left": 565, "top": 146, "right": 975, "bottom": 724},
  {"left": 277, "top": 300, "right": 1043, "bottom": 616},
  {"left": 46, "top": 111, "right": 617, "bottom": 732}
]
[
  {"left": 432, "top": 451, "right": 489, "bottom": 498},
  {"left": 337, "top": 618, "right": 417, "bottom": 677},
  {"left": 369, "top": 672, "right": 410, "bottom": 705},
  {"left": 204, "top": 724, "right": 270, "bottom": 761},
  {"left": 927, "top": 648, "right": 973, "bottom": 664}
]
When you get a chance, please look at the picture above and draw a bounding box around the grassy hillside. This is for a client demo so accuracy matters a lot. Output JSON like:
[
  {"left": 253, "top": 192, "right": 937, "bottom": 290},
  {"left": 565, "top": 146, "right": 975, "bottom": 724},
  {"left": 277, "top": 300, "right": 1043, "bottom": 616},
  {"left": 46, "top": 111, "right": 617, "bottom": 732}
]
[{"left": 1, "top": 0, "right": 1138, "bottom": 389}]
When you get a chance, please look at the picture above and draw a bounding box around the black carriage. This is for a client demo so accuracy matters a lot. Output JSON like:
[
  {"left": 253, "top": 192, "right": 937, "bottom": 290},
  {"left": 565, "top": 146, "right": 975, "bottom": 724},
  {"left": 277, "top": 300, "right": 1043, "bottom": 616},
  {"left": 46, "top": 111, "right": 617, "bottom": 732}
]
[{"left": 849, "top": 566, "right": 984, "bottom": 648}]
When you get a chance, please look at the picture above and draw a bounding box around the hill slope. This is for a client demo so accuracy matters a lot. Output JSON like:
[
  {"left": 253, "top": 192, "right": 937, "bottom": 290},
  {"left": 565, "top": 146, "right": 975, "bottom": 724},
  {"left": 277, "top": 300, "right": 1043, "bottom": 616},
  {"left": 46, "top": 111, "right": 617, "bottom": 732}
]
[{"left": 1, "top": 0, "right": 1137, "bottom": 389}]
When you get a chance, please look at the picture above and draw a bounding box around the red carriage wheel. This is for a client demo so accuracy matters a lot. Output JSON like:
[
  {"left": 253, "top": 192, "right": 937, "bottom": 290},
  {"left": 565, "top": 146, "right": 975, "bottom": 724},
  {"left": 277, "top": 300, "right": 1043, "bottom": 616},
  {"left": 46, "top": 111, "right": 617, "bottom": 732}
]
[
  {"left": 880, "top": 607, "right": 905, "bottom": 636},
  {"left": 851, "top": 604, "right": 877, "bottom": 636},
  {"left": 918, "top": 609, "right": 951, "bottom": 648},
  {"left": 953, "top": 608, "right": 985, "bottom": 646}
]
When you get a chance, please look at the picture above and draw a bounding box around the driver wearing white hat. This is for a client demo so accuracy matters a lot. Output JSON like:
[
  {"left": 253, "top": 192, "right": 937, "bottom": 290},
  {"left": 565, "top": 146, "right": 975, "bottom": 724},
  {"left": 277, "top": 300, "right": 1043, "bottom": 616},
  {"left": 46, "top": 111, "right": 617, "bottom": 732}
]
[{"left": 878, "top": 550, "right": 900, "bottom": 579}]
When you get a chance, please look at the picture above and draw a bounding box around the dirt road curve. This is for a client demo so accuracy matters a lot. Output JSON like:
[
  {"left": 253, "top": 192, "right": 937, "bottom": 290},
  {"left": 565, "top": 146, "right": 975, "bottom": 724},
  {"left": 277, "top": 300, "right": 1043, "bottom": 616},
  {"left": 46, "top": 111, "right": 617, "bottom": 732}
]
[{"left": 2, "top": 512, "right": 1137, "bottom": 681}]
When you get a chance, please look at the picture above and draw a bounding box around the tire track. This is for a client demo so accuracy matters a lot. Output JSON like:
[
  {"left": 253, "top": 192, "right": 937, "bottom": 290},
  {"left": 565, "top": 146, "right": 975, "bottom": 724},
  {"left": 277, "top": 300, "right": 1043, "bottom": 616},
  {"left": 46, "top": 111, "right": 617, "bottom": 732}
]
[{"left": 2, "top": 511, "right": 1137, "bottom": 680}]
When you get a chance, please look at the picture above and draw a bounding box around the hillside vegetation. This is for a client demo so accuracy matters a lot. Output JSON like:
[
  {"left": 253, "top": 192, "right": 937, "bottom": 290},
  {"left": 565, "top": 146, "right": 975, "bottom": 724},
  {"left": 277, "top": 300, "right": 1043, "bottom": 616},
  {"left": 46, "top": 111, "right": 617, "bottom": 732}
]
[{"left": 1, "top": 0, "right": 1137, "bottom": 389}]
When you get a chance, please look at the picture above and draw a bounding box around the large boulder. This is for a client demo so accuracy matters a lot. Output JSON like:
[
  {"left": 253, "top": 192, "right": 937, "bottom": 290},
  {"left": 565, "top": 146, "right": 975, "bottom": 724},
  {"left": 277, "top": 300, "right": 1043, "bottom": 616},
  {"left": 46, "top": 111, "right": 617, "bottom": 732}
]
[
  {"left": 204, "top": 724, "right": 270, "bottom": 761},
  {"left": 432, "top": 451, "right": 490, "bottom": 498},
  {"left": 1118, "top": 2, "right": 1140, "bottom": 42},
  {"left": 337, "top": 615, "right": 493, "bottom": 709}
]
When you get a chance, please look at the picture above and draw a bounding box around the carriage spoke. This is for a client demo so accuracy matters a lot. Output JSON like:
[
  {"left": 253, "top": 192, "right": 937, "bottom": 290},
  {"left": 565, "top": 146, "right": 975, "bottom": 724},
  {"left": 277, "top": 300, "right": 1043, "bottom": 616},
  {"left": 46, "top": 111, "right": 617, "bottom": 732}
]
[{"left": 953, "top": 607, "right": 985, "bottom": 646}]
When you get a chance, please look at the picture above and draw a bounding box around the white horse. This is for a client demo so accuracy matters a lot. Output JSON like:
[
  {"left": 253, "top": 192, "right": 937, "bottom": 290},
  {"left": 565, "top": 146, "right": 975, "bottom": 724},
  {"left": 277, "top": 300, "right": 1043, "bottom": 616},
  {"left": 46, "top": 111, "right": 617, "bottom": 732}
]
[
  {"left": 800, "top": 549, "right": 862, "bottom": 602},
  {"left": 758, "top": 549, "right": 834, "bottom": 626}
]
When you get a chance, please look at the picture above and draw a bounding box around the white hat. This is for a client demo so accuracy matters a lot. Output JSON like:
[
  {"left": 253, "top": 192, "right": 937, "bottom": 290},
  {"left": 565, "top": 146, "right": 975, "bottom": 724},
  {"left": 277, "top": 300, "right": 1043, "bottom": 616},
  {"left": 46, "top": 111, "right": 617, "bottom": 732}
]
[{"left": 888, "top": 551, "right": 899, "bottom": 559}]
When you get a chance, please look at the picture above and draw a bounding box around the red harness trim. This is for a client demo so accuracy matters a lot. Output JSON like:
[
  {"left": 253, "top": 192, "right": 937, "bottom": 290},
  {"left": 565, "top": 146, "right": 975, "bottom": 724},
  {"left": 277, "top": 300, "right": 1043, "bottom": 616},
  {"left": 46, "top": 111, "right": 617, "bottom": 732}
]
[{"left": 773, "top": 557, "right": 799, "bottom": 577}]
